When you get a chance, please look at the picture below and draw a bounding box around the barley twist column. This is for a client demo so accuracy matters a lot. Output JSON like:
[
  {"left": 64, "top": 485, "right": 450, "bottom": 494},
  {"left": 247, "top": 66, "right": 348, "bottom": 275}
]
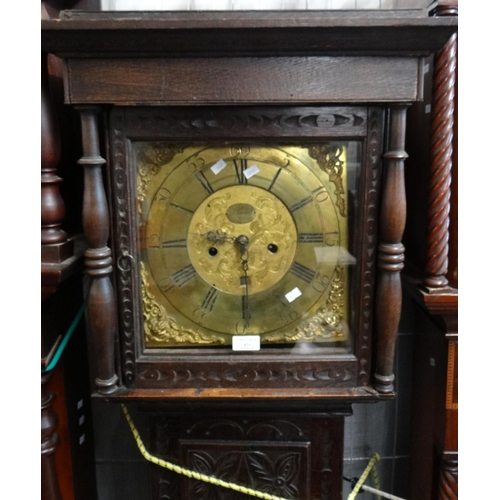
[
  {"left": 77, "top": 106, "right": 119, "bottom": 395},
  {"left": 374, "top": 105, "right": 408, "bottom": 394},
  {"left": 424, "top": 17, "right": 457, "bottom": 290},
  {"left": 437, "top": 459, "right": 458, "bottom": 500}
]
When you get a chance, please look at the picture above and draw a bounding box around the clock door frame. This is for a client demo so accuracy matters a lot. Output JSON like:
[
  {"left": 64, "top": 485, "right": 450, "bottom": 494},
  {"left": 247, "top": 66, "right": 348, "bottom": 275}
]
[{"left": 108, "top": 104, "right": 387, "bottom": 398}]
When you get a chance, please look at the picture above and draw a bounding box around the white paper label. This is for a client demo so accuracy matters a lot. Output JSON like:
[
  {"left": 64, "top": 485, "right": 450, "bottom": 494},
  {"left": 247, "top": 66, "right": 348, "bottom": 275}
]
[
  {"left": 285, "top": 287, "right": 302, "bottom": 303},
  {"left": 425, "top": 104, "right": 431, "bottom": 114},
  {"left": 79, "top": 434, "right": 86, "bottom": 445},
  {"left": 232, "top": 335, "right": 260, "bottom": 351},
  {"left": 243, "top": 164, "right": 260, "bottom": 179},
  {"left": 210, "top": 159, "right": 227, "bottom": 175}
]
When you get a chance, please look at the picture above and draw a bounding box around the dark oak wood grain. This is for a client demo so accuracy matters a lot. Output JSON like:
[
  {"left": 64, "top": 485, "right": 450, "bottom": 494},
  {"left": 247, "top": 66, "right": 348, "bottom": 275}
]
[
  {"left": 42, "top": 12, "right": 458, "bottom": 59},
  {"left": 66, "top": 56, "right": 420, "bottom": 105}
]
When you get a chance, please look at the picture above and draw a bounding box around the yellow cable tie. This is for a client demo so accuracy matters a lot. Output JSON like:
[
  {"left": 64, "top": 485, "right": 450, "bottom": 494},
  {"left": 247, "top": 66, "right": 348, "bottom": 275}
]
[
  {"left": 121, "top": 404, "right": 291, "bottom": 500},
  {"left": 347, "top": 453, "right": 381, "bottom": 500}
]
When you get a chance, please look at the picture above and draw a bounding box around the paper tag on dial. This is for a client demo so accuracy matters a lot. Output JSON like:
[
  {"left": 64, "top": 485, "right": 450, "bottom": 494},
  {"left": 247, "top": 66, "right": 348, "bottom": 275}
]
[
  {"left": 243, "top": 164, "right": 260, "bottom": 179},
  {"left": 285, "top": 287, "right": 302, "bottom": 303},
  {"left": 232, "top": 335, "right": 261, "bottom": 351},
  {"left": 210, "top": 159, "right": 227, "bottom": 175}
]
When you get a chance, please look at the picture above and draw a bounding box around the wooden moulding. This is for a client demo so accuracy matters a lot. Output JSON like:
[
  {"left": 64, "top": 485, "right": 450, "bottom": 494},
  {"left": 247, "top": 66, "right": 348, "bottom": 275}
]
[{"left": 41, "top": 12, "right": 458, "bottom": 58}]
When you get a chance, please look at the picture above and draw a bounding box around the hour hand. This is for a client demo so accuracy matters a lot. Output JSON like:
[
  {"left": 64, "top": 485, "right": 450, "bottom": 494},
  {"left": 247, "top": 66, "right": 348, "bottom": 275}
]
[{"left": 205, "top": 229, "right": 235, "bottom": 244}]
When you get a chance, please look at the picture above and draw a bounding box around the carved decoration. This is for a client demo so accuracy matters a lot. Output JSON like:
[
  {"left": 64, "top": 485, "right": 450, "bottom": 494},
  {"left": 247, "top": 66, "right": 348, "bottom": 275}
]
[
  {"left": 424, "top": 33, "right": 457, "bottom": 290},
  {"left": 356, "top": 108, "right": 384, "bottom": 386},
  {"left": 138, "top": 365, "right": 355, "bottom": 387},
  {"left": 189, "top": 187, "right": 297, "bottom": 295},
  {"left": 437, "top": 459, "right": 458, "bottom": 500},
  {"left": 184, "top": 448, "right": 303, "bottom": 499},
  {"left": 185, "top": 419, "right": 305, "bottom": 440},
  {"left": 149, "top": 414, "right": 343, "bottom": 499},
  {"left": 307, "top": 144, "right": 346, "bottom": 217},
  {"left": 262, "top": 265, "right": 346, "bottom": 343},
  {"left": 110, "top": 111, "right": 137, "bottom": 384},
  {"left": 127, "top": 108, "right": 367, "bottom": 138},
  {"left": 136, "top": 142, "right": 185, "bottom": 209}
]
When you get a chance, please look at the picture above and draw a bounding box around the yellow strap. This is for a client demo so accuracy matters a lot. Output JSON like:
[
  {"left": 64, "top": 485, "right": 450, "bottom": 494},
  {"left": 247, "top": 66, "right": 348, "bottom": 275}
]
[
  {"left": 121, "top": 404, "right": 291, "bottom": 500},
  {"left": 347, "top": 453, "right": 381, "bottom": 500}
]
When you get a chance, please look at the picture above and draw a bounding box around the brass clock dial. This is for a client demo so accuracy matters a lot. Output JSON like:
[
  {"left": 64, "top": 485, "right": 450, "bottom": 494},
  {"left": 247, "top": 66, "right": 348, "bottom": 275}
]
[{"left": 137, "top": 143, "right": 349, "bottom": 347}]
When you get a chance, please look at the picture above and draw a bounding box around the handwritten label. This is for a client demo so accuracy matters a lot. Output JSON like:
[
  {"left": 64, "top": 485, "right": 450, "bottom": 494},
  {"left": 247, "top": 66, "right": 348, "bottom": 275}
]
[{"left": 232, "top": 335, "right": 260, "bottom": 351}]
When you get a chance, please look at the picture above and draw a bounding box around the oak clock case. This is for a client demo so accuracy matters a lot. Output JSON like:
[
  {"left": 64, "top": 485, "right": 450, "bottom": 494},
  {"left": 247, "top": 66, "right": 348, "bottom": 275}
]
[{"left": 110, "top": 106, "right": 383, "bottom": 390}]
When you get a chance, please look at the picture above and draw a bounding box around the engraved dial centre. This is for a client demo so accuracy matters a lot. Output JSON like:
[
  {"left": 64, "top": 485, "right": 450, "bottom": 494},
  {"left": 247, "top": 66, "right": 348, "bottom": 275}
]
[{"left": 187, "top": 185, "right": 298, "bottom": 295}]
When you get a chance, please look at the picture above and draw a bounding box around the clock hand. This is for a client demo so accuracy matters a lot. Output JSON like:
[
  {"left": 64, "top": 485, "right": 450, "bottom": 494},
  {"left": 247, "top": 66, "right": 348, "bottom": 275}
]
[
  {"left": 206, "top": 230, "right": 236, "bottom": 244},
  {"left": 235, "top": 235, "right": 251, "bottom": 330},
  {"left": 189, "top": 230, "right": 236, "bottom": 244}
]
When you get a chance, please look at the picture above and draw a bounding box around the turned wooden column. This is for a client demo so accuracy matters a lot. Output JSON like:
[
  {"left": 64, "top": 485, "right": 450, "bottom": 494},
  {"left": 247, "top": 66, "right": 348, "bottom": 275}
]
[
  {"left": 41, "top": 372, "right": 62, "bottom": 500},
  {"left": 77, "top": 106, "right": 119, "bottom": 394},
  {"left": 41, "top": 1, "right": 73, "bottom": 263},
  {"left": 374, "top": 105, "right": 408, "bottom": 393},
  {"left": 424, "top": 3, "right": 458, "bottom": 291}
]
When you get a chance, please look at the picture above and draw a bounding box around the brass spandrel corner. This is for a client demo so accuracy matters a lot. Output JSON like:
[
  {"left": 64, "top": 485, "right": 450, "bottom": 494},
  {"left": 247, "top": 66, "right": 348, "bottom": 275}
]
[
  {"left": 262, "top": 266, "right": 347, "bottom": 344},
  {"left": 307, "top": 144, "right": 346, "bottom": 217},
  {"left": 136, "top": 143, "right": 186, "bottom": 210},
  {"left": 141, "top": 263, "right": 226, "bottom": 346}
]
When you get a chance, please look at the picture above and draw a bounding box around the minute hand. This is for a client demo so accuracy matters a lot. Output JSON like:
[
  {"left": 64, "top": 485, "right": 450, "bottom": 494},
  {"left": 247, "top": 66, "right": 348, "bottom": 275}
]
[{"left": 235, "top": 235, "right": 251, "bottom": 329}]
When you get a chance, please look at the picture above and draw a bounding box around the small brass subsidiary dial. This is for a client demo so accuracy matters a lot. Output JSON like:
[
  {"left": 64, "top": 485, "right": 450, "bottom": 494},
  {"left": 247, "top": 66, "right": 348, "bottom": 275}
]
[{"left": 137, "top": 143, "right": 349, "bottom": 347}]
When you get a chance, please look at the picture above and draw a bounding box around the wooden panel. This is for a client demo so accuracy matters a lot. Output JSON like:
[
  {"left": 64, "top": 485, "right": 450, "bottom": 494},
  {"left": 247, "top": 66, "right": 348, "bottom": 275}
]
[
  {"left": 67, "top": 57, "right": 420, "bottom": 105},
  {"left": 148, "top": 411, "right": 345, "bottom": 500}
]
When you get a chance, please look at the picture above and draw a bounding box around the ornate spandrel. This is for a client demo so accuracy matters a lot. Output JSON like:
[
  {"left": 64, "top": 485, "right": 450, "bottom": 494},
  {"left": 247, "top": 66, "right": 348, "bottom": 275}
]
[{"left": 141, "top": 263, "right": 226, "bottom": 346}]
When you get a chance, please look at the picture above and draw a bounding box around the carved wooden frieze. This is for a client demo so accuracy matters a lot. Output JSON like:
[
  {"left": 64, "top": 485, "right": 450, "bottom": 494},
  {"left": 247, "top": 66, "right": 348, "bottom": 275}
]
[
  {"left": 122, "top": 106, "right": 367, "bottom": 139},
  {"left": 355, "top": 107, "right": 385, "bottom": 386},
  {"left": 137, "top": 364, "right": 356, "bottom": 389}
]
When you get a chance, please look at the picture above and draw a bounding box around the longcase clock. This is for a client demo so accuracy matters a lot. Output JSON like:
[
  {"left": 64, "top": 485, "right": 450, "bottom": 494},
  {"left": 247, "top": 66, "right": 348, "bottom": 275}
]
[{"left": 42, "top": 10, "right": 457, "bottom": 500}]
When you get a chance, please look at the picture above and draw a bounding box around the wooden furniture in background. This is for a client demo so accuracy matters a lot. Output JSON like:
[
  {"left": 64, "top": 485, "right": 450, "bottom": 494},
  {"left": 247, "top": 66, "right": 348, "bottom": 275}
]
[
  {"left": 404, "top": 2, "right": 458, "bottom": 499},
  {"left": 42, "top": 3, "right": 98, "bottom": 499}
]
